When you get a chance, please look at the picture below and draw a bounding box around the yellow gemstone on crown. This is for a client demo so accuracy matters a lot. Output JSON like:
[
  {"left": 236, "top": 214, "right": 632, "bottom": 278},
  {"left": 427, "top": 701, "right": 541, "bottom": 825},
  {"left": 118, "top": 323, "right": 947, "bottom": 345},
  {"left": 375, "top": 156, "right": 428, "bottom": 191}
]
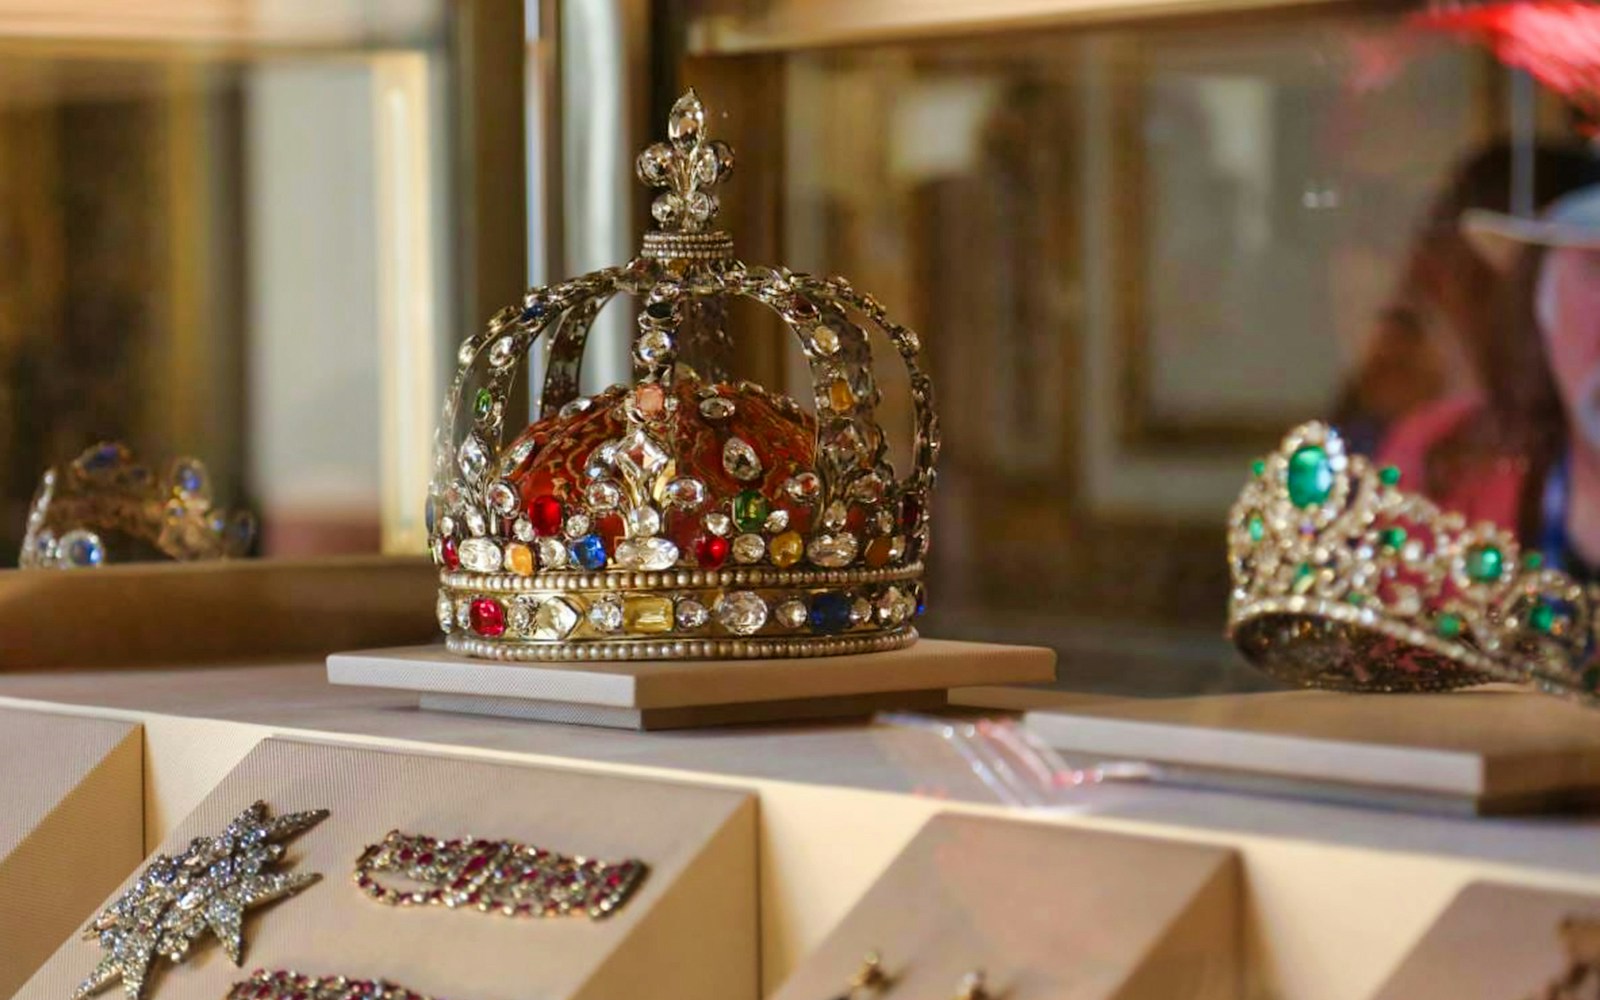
[
  {"left": 770, "top": 531, "right": 804, "bottom": 568},
  {"left": 828, "top": 378, "right": 855, "bottom": 411},
  {"left": 622, "top": 595, "right": 674, "bottom": 634},
  {"left": 504, "top": 542, "right": 534, "bottom": 576}
]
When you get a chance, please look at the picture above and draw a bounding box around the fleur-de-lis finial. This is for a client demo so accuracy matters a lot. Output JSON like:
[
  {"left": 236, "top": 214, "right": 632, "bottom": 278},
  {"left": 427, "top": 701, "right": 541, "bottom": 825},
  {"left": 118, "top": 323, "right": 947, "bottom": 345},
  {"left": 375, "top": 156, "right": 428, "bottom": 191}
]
[{"left": 635, "top": 89, "right": 735, "bottom": 233}]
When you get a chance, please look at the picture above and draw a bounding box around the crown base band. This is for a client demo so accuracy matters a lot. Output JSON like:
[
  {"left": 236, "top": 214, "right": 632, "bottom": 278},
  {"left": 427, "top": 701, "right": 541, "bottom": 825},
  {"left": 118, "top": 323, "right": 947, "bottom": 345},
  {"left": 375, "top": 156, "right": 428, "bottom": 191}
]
[
  {"left": 1232, "top": 598, "right": 1506, "bottom": 693},
  {"left": 1236, "top": 601, "right": 1600, "bottom": 706},
  {"left": 447, "top": 627, "right": 917, "bottom": 661}
]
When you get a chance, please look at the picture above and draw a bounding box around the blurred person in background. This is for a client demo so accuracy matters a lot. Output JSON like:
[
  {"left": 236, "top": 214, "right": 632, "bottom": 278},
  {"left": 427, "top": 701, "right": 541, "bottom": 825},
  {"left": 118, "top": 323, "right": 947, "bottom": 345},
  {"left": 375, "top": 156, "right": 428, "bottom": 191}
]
[
  {"left": 1379, "top": 172, "right": 1600, "bottom": 575},
  {"left": 1334, "top": 142, "right": 1600, "bottom": 455}
]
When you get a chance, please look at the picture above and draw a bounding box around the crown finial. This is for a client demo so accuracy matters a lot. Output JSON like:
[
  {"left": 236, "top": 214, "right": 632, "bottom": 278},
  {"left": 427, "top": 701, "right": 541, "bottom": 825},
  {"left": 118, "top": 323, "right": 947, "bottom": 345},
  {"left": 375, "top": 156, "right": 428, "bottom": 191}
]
[{"left": 635, "top": 89, "right": 735, "bottom": 233}]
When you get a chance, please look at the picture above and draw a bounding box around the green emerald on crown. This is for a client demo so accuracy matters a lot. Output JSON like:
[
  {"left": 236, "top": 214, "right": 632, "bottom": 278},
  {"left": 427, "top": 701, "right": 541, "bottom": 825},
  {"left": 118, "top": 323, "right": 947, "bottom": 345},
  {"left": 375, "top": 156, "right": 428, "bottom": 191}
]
[
  {"left": 1464, "top": 544, "right": 1504, "bottom": 584},
  {"left": 1286, "top": 445, "right": 1334, "bottom": 508}
]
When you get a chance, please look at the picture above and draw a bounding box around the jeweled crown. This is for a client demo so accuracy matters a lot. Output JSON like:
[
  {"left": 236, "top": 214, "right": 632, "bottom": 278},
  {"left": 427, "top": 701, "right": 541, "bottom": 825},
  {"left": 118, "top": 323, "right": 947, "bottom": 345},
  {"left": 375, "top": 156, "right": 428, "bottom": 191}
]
[
  {"left": 20, "top": 442, "right": 255, "bottom": 568},
  {"left": 427, "top": 90, "right": 937, "bottom": 660},
  {"left": 1228, "top": 421, "right": 1600, "bottom": 702}
]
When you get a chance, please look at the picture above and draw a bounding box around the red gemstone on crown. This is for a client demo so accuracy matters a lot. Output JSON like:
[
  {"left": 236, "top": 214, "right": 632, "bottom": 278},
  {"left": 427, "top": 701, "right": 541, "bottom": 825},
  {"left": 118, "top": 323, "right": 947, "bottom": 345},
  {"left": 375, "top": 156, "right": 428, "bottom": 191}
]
[
  {"left": 470, "top": 598, "right": 506, "bottom": 637},
  {"left": 441, "top": 536, "right": 460, "bottom": 569},
  {"left": 900, "top": 495, "right": 922, "bottom": 532},
  {"left": 528, "top": 494, "right": 564, "bottom": 535},
  {"left": 695, "top": 534, "right": 730, "bottom": 568}
]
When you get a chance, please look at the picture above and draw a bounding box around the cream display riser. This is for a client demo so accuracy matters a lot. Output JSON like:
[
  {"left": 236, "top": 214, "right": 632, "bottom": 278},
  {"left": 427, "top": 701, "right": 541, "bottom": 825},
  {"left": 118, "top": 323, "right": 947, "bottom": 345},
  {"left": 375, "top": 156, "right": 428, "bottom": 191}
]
[
  {"left": 5, "top": 663, "right": 1600, "bottom": 1000},
  {"left": 327, "top": 639, "right": 1055, "bottom": 730},
  {"left": 18, "top": 738, "right": 757, "bottom": 1000},
  {"left": 0, "top": 709, "right": 143, "bottom": 999}
]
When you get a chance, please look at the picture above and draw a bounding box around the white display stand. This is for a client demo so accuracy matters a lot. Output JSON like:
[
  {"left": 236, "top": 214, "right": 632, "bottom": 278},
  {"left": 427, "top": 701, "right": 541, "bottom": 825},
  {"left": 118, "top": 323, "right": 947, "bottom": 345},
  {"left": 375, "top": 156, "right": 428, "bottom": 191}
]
[
  {"left": 17, "top": 737, "right": 758, "bottom": 1000},
  {"left": 1369, "top": 882, "right": 1600, "bottom": 999},
  {"left": 1024, "top": 688, "right": 1600, "bottom": 814},
  {"left": 768, "top": 813, "right": 1242, "bottom": 1000},
  {"left": 328, "top": 639, "right": 1056, "bottom": 730},
  {"left": 0, "top": 708, "right": 143, "bottom": 999}
]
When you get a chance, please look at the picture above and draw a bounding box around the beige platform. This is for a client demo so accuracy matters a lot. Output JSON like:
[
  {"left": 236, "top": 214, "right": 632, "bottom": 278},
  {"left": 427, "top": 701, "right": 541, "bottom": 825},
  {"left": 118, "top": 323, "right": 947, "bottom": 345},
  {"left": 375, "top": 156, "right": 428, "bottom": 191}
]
[
  {"left": 328, "top": 638, "right": 1056, "bottom": 730},
  {"left": 18, "top": 736, "right": 758, "bottom": 1000},
  {"left": 769, "top": 813, "right": 1241, "bottom": 1000},
  {"left": 1025, "top": 689, "right": 1600, "bottom": 814},
  {"left": 1370, "top": 882, "right": 1600, "bottom": 999},
  {"left": 0, "top": 708, "right": 143, "bottom": 999},
  {"left": 0, "top": 556, "right": 438, "bottom": 670}
]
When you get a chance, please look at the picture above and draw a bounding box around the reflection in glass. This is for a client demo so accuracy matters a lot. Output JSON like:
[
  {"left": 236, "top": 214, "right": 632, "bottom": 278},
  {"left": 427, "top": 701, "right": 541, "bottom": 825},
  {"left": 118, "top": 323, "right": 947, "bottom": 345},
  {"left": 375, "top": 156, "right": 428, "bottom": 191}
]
[
  {"left": 685, "top": 5, "right": 1593, "bottom": 693},
  {"left": 19, "top": 442, "right": 255, "bottom": 568},
  {"left": 0, "top": 9, "right": 458, "bottom": 566}
]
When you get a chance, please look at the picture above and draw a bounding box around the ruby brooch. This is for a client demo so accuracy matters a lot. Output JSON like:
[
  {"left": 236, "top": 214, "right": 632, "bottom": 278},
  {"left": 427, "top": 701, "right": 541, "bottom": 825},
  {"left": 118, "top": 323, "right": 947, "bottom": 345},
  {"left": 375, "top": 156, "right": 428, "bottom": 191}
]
[
  {"left": 75, "top": 802, "right": 329, "bottom": 1000},
  {"left": 227, "top": 970, "right": 439, "bottom": 1000},
  {"left": 352, "top": 831, "right": 647, "bottom": 919}
]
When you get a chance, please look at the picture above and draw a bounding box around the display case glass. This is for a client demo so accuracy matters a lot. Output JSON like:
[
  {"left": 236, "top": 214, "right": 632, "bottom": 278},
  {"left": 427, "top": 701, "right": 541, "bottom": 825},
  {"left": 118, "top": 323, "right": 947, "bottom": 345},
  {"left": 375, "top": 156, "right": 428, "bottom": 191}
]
[
  {"left": 655, "top": 0, "right": 1593, "bottom": 696},
  {"left": 0, "top": 1, "right": 526, "bottom": 564}
]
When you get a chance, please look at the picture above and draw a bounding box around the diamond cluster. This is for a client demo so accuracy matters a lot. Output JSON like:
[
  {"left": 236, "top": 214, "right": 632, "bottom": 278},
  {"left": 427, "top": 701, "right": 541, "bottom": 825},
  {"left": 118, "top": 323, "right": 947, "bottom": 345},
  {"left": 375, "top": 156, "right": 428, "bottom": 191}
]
[{"left": 75, "top": 803, "right": 328, "bottom": 1000}]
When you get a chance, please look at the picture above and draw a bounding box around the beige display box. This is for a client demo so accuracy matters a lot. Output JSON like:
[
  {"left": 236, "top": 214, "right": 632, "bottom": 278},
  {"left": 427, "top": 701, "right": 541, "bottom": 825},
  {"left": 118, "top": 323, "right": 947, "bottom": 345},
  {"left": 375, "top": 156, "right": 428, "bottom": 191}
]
[
  {"left": 18, "top": 737, "right": 759, "bottom": 1000},
  {"left": 1025, "top": 689, "right": 1600, "bottom": 814},
  {"left": 1369, "top": 882, "right": 1600, "bottom": 999},
  {"left": 769, "top": 813, "right": 1242, "bottom": 1000},
  {"left": 0, "top": 708, "right": 143, "bottom": 1000},
  {"left": 328, "top": 638, "right": 1056, "bottom": 730},
  {"left": 0, "top": 556, "right": 438, "bottom": 670}
]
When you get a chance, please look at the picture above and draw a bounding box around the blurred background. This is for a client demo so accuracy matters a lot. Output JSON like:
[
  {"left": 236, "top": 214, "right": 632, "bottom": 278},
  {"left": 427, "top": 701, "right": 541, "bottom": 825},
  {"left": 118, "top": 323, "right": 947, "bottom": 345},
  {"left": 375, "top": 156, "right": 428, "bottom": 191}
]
[{"left": 1, "top": 0, "right": 1594, "bottom": 694}]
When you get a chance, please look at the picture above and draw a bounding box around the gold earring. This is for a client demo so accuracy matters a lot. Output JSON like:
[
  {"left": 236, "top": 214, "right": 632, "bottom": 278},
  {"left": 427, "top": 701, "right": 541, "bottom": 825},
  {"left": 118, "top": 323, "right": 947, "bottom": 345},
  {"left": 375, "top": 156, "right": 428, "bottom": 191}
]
[
  {"left": 853, "top": 952, "right": 890, "bottom": 991},
  {"left": 955, "top": 971, "right": 992, "bottom": 1000},
  {"left": 832, "top": 951, "right": 889, "bottom": 1000}
]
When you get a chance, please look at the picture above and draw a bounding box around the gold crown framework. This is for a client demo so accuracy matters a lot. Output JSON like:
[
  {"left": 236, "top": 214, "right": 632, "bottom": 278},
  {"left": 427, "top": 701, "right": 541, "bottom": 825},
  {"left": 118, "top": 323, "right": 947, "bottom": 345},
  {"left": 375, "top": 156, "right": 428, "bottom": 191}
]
[
  {"left": 20, "top": 442, "right": 256, "bottom": 569},
  {"left": 1227, "top": 421, "right": 1600, "bottom": 702},
  {"left": 424, "top": 90, "right": 938, "bottom": 660}
]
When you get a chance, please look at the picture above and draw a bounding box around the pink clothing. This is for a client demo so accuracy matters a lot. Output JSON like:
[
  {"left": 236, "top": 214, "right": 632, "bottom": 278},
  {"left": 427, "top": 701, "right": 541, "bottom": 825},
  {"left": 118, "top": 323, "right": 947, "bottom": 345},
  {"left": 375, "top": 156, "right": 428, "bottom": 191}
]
[{"left": 1375, "top": 395, "right": 1526, "bottom": 534}]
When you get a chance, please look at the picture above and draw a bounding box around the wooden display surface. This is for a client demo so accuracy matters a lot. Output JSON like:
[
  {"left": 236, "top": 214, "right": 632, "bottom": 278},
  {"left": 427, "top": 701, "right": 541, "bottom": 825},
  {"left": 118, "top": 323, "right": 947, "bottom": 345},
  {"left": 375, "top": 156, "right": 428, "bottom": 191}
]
[
  {"left": 327, "top": 638, "right": 1056, "bottom": 730},
  {"left": 769, "top": 813, "right": 1241, "bottom": 1000},
  {"left": 0, "top": 708, "right": 142, "bottom": 999},
  {"left": 0, "top": 556, "right": 439, "bottom": 670},
  {"left": 1024, "top": 689, "right": 1600, "bottom": 815},
  {"left": 1370, "top": 882, "right": 1600, "bottom": 999},
  {"left": 18, "top": 737, "right": 758, "bottom": 1000}
]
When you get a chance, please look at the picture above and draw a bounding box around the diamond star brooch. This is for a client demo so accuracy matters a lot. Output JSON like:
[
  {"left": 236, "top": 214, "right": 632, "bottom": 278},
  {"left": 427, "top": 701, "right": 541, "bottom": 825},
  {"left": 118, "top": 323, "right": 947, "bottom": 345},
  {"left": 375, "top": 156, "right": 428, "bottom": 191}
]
[{"left": 75, "top": 801, "right": 330, "bottom": 1000}]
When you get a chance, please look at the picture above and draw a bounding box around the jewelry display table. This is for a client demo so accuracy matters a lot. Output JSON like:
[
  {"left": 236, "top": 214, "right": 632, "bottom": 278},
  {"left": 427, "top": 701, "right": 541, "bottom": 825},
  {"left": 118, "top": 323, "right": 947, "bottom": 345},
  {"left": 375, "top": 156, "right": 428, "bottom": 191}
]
[{"left": 4, "top": 662, "right": 1600, "bottom": 1000}]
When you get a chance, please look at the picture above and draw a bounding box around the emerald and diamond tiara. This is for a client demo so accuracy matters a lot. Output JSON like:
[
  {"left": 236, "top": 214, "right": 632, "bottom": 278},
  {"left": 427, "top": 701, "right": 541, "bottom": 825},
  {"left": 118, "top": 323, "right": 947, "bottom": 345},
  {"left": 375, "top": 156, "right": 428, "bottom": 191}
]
[
  {"left": 1228, "top": 421, "right": 1599, "bottom": 702},
  {"left": 426, "top": 91, "right": 936, "bottom": 661}
]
